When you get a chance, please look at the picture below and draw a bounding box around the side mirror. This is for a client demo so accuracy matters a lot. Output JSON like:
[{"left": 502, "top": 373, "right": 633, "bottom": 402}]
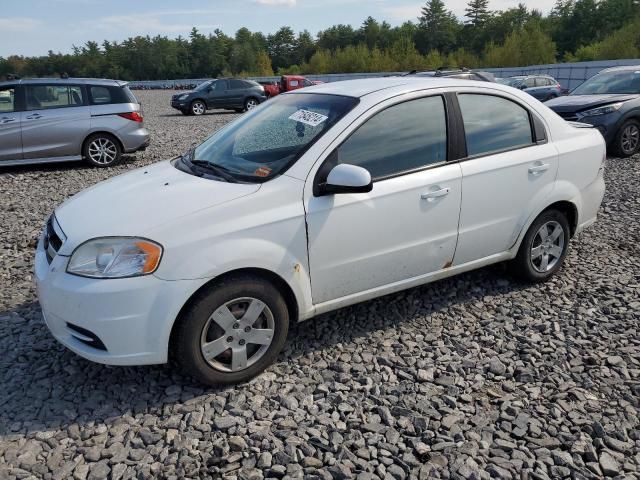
[
  {"left": 519, "top": 84, "right": 528, "bottom": 90},
  {"left": 319, "top": 164, "right": 372, "bottom": 196}
]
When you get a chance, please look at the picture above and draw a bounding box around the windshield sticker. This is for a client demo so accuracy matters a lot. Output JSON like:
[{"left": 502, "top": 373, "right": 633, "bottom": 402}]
[
  {"left": 254, "top": 166, "right": 272, "bottom": 177},
  {"left": 289, "top": 109, "right": 328, "bottom": 127}
]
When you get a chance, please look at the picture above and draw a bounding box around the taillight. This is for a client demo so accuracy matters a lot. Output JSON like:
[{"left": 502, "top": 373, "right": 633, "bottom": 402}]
[{"left": 118, "top": 111, "right": 143, "bottom": 123}]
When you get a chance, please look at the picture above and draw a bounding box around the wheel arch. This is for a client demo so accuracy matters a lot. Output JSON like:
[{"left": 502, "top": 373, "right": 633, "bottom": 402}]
[
  {"left": 82, "top": 131, "right": 124, "bottom": 152},
  {"left": 168, "top": 267, "right": 299, "bottom": 360}
]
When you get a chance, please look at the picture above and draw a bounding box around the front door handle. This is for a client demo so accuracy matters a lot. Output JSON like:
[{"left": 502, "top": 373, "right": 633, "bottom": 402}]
[
  {"left": 26, "top": 113, "right": 42, "bottom": 120},
  {"left": 421, "top": 187, "right": 450, "bottom": 201},
  {"left": 528, "top": 163, "right": 550, "bottom": 175},
  {"left": 0, "top": 116, "right": 16, "bottom": 124}
]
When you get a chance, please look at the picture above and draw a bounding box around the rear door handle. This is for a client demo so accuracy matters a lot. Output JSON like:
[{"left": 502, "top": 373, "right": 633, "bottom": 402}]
[
  {"left": 26, "top": 113, "right": 42, "bottom": 120},
  {"left": 0, "top": 116, "right": 16, "bottom": 124},
  {"left": 421, "top": 187, "right": 450, "bottom": 201},
  {"left": 528, "top": 163, "right": 550, "bottom": 175}
]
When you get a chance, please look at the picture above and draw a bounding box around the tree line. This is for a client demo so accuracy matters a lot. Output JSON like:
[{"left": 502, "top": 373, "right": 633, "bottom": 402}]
[{"left": 1, "top": 0, "right": 639, "bottom": 81}]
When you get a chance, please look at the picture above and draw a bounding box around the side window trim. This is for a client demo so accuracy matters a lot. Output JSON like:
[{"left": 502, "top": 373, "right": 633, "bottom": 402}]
[
  {"left": 313, "top": 93, "right": 451, "bottom": 195},
  {"left": 452, "top": 91, "right": 547, "bottom": 161}
]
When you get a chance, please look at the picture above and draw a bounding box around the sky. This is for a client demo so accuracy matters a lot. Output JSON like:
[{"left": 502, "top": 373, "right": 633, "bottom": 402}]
[{"left": 0, "top": 0, "right": 557, "bottom": 58}]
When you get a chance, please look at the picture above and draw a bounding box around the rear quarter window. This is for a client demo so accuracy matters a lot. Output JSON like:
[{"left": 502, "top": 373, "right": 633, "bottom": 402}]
[{"left": 89, "top": 85, "right": 134, "bottom": 105}]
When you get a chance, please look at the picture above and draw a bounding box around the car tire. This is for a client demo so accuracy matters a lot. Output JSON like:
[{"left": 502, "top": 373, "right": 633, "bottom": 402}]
[
  {"left": 612, "top": 119, "right": 640, "bottom": 158},
  {"left": 544, "top": 94, "right": 556, "bottom": 102},
  {"left": 83, "top": 133, "right": 122, "bottom": 168},
  {"left": 234, "top": 108, "right": 244, "bottom": 113},
  {"left": 511, "top": 209, "right": 570, "bottom": 283},
  {"left": 244, "top": 97, "right": 259, "bottom": 112},
  {"left": 173, "top": 274, "right": 290, "bottom": 385},
  {"left": 190, "top": 100, "right": 206, "bottom": 116}
]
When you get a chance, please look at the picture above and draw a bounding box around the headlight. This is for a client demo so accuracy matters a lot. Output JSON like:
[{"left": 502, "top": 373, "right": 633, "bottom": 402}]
[
  {"left": 580, "top": 102, "right": 623, "bottom": 117},
  {"left": 178, "top": 94, "right": 188, "bottom": 100},
  {"left": 67, "top": 237, "right": 162, "bottom": 279}
]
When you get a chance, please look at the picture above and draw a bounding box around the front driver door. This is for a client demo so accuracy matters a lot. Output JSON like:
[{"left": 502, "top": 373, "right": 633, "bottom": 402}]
[
  {"left": 305, "top": 95, "right": 462, "bottom": 305},
  {"left": 0, "top": 84, "right": 21, "bottom": 161},
  {"left": 208, "top": 80, "right": 228, "bottom": 108}
]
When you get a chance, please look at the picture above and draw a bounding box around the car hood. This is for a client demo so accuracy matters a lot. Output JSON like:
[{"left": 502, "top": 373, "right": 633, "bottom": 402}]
[
  {"left": 545, "top": 93, "right": 638, "bottom": 113},
  {"left": 54, "top": 159, "right": 260, "bottom": 255}
]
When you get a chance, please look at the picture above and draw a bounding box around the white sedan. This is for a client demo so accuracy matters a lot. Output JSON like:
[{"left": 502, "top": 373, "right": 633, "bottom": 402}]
[{"left": 35, "top": 77, "right": 606, "bottom": 384}]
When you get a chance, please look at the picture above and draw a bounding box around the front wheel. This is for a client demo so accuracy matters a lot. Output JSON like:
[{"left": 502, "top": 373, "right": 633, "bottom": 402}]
[
  {"left": 190, "top": 100, "right": 206, "bottom": 116},
  {"left": 511, "top": 209, "right": 570, "bottom": 283},
  {"left": 612, "top": 119, "right": 640, "bottom": 158},
  {"left": 244, "top": 98, "right": 259, "bottom": 112},
  {"left": 174, "top": 275, "right": 289, "bottom": 385}
]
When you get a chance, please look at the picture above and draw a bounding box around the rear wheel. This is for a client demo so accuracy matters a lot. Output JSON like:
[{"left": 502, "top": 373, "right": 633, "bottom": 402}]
[
  {"left": 174, "top": 275, "right": 289, "bottom": 385},
  {"left": 612, "top": 119, "right": 640, "bottom": 157},
  {"left": 83, "top": 134, "right": 122, "bottom": 167},
  {"left": 511, "top": 209, "right": 570, "bottom": 283},
  {"left": 190, "top": 100, "right": 206, "bottom": 116}
]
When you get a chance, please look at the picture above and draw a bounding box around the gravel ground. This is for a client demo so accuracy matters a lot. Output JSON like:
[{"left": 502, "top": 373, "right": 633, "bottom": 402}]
[{"left": 0, "top": 90, "right": 639, "bottom": 480}]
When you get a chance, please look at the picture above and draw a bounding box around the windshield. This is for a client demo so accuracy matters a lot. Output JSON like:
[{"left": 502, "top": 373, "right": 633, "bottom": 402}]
[
  {"left": 195, "top": 81, "right": 213, "bottom": 91},
  {"left": 193, "top": 93, "right": 359, "bottom": 182},
  {"left": 571, "top": 70, "right": 640, "bottom": 95}
]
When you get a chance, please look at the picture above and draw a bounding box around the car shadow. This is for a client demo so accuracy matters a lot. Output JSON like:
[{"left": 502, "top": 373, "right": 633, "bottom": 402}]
[
  {"left": 0, "top": 263, "right": 528, "bottom": 437},
  {"left": 0, "top": 155, "right": 140, "bottom": 174}
]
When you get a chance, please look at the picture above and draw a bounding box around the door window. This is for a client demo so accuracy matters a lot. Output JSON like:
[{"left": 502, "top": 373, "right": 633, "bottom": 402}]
[
  {"left": 523, "top": 78, "right": 536, "bottom": 88},
  {"left": 25, "top": 85, "right": 84, "bottom": 110},
  {"left": 0, "top": 86, "right": 15, "bottom": 113},
  {"left": 229, "top": 79, "right": 245, "bottom": 89},
  {"left": 290, "top": 80, "right": 299, "bottom": 87},
  {"left": 214, "top": 80, "right": 227, "bottom": 92},
  {"left": 334, "top": 96, "right": 447, "bottom": 180},
  {"left": 458, "top": 94, "right": 533, "bottom": 157}
]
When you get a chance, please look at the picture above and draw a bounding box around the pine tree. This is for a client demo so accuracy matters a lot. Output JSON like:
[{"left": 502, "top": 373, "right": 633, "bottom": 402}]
[
  {"left": 465, "top": 0, "right": 491, "bottom": 26},
  {"left": 417, "top": 0, "right": 460, "bottom": 54}
]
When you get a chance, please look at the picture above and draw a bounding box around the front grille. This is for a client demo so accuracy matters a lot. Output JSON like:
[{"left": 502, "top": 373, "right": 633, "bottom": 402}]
[
  {"left": 66, "top": 323, "right": 108, "bottom": 351},
  {"left": 44, "top": 215, "right": 65, "bottom": 264}
]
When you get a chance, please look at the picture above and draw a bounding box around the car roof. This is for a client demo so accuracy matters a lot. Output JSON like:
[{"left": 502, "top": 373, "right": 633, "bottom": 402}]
[
  {"left": 600, "top": 65, "right": 640, "bottom": 73},
  {"left": 290, "top": 76, "right": 511, "bottom": 98},
  {"left": 0, "top": 78, "right": 128, "bottom": 87}
]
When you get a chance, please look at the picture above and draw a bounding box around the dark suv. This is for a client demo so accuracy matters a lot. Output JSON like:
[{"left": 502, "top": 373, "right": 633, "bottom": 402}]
[
  {"left": 546, "top": 66, "right": 640, "bottom": 157},
  {"left": 171, "top": 79, "right": 267, "bottom": 115},
  {"left": 498, "top": 75, "right": 563, "bottom": 101}
]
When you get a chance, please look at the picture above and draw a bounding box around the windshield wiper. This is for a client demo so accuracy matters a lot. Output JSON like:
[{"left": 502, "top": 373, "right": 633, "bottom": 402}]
[{"left": 190, "top": 159, "right": 238, "bottom": 183}]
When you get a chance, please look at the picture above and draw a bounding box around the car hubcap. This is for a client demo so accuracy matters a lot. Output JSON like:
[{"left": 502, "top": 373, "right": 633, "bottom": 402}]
[
  {"left": 200, "top": 297, "right": 275, "bottom": 372},
  {"left": 530, "top": 220, "right": 565, "bottom": 273},
  {"left": 193, "top": 102, "right": 205, "bottom": 115},
  {"left": 88, "top": 138, "right": 117, "bottom": 165},
  {"left": 621, "top": 125, "right": 639, "bottom": 154},
  {"left": 246, "top": 100, "right": 257, "bottom": 110}
]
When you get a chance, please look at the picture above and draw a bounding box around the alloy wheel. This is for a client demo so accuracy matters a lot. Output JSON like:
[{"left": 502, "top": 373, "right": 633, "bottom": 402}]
[
  {"left": 87, "top": 138, "right": 118, "bottom": 165},
  {"left": 192, "top": 101, "right": 205, "bottom": 115},
  {"left": 200, "top": 297, "right": 275, "bottom": 372},
  {"left": 530, "top": 220, "right": 565, "bottom": 273},
  {"left": 621, "top": 124, "right": 639, "bottom": 155},
  {"left": 246, "top": 99, "right": 258, "bottom": 110}
]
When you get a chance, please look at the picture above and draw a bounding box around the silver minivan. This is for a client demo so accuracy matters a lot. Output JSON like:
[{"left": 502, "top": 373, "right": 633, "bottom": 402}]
[{"left": 0, "top": 78, "right": 150, "bottom": 167}]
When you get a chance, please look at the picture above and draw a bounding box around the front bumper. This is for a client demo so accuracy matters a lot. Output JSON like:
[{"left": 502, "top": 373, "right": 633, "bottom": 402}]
[{"left": 34, "top": 234, "right": 204, "bottom": 366}]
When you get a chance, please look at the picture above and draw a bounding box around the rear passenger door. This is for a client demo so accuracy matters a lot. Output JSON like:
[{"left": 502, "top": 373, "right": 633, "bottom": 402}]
[
  {"left": 0, "top": 84, "right": 22, "bottom": 161},
  {"left": 228, "top": 79, "right": 247, "bottom": 107},
  {"left": 453, "top": 92, "right": 559, "bottom": 265},
  {"left": 20, "top": 84, "right": 89, "bottom": 159}
]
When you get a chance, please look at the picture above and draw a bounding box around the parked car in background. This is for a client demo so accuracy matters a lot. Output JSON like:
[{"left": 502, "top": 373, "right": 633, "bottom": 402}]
[
  {"left": 170, "top": 78, "right": 266, "bottom": 115},
  {"left": 0, "top": 78, "right": 149, "bottom": 167},
  {"left": 36, "top": 77, "right": 605, "bottom": 385},
  {"left": 261, "top": 75, "right": 322, "bottom": 98},
  {"left": 499, "top": 75, "right": 563, "bottom": 101},
  {"left": 405, "top": 68, "right": 496, "bottom": 82},
  {"left": 546, "top": 66, "right": 640, "bottom": 157}
]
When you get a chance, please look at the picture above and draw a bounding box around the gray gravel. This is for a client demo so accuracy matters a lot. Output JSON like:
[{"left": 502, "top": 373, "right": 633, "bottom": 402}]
[{"left": 1, "top": 90, "right": 639, "bottom": 480}]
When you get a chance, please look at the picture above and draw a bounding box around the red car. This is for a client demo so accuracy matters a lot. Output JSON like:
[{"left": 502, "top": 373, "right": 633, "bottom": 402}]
[{"left": 261, "top": 75, "right": 322, "bottom": 98}]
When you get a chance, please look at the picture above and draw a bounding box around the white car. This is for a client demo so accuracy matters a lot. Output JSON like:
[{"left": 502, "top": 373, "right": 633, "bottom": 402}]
[{"left": 35, "top": 78, "right": 606, "bottom": 385}]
